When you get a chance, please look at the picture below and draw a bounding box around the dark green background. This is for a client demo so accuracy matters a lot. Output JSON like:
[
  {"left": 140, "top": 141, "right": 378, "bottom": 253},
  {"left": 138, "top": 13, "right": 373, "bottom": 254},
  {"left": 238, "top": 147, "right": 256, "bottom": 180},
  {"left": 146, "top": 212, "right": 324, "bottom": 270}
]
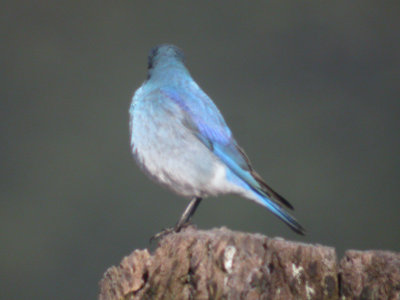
[{"left": 1, "top": 2, "right": 399, "bottom": 299}]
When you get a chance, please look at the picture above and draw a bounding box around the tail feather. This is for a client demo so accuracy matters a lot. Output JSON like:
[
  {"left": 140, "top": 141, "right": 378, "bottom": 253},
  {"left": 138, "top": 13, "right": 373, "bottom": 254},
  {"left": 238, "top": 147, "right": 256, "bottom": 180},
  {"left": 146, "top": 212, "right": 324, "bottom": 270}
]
[
  {"left": 252, "top": 190, "right": 306, "bottom": 235},
  {"left": 251, "top": 170, "right": 294, "bottom": 210},
  {"left": 207, "top": 141, "right": 304, "bottom": 234}
]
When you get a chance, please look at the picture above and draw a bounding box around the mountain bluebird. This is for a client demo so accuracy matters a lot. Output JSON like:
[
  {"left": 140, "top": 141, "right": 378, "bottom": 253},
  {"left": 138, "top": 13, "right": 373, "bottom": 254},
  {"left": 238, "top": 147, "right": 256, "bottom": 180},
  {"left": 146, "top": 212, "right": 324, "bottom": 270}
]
[{"left": 129, "top": 44, "right": 305, "bottom": 236}]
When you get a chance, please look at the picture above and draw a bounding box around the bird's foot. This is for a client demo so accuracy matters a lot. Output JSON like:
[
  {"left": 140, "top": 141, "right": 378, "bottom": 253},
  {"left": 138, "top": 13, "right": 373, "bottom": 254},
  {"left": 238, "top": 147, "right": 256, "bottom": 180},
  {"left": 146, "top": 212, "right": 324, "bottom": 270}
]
[
  {"left": 150, "top": 222, "right": 193, "bottom": 243},
  {"left": 150, "top": 227, "right": 175, "bottom": 243}
]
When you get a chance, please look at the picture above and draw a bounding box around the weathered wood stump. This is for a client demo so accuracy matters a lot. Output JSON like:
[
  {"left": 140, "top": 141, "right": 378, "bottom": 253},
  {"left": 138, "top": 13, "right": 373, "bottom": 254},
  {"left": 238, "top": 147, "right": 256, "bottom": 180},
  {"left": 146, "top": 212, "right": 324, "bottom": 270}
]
[{"left": 99, "top": 227, "right": 400, "bottom": 300}]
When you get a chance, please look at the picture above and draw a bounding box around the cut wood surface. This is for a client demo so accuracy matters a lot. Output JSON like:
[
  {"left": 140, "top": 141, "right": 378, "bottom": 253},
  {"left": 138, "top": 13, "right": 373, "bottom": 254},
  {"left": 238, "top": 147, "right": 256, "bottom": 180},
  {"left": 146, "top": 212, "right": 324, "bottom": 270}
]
[{"left": 99, "top": 227, "right": 400, "bottom": 300}]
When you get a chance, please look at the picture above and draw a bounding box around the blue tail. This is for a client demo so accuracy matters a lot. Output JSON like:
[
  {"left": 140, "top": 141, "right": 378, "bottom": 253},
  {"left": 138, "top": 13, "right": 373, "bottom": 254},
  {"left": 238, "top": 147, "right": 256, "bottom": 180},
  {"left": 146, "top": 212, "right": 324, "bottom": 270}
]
[{"left": 252, "top": 190, "right": 306, "bottom": 235}]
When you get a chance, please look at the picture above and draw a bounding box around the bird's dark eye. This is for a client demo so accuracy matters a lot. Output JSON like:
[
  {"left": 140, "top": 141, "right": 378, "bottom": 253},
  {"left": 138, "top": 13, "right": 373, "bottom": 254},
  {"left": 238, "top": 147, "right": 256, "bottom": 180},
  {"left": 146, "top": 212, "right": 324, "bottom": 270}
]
[
  {"left": 174, "top": 47, "right": 185, "bottom": 63},
  {"left": 148, "top": 47, "right": 159, "bottom": 69}
]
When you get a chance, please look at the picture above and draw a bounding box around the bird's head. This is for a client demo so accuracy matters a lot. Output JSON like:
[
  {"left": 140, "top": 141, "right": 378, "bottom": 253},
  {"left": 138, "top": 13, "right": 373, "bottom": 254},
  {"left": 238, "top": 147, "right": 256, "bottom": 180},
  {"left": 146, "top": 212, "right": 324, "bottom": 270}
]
[{"left": 146, "top": 44, "right": 187, "bottom": 80}]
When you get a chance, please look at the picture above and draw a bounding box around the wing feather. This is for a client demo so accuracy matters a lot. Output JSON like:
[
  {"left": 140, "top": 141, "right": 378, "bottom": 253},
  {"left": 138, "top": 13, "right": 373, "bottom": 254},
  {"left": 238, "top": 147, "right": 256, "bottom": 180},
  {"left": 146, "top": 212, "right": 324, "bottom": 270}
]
[{"left": 161, "top": 87, "right": 294, "bottom": 210}]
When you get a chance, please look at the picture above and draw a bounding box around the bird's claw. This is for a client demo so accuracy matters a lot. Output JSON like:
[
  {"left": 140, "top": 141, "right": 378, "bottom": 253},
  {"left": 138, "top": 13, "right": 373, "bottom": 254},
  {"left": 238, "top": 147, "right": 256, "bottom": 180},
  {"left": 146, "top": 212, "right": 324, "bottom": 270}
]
[
  {"left": 149, "top": 222, "right": 193, "bottom": 243},
  {"left": 149, "top": 227, "right": 175, "bottom": 243}
]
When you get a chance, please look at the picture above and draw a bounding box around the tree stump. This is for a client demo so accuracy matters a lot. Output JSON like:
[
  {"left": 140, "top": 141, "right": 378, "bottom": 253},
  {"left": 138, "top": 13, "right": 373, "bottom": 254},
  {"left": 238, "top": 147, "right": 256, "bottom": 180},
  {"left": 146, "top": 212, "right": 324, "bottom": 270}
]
[
  {"left": 98, "top": 227, "right": 400, "bottom": 300},
  {"left": 339, "top": 250, "right": 400, "bottom": 299}
]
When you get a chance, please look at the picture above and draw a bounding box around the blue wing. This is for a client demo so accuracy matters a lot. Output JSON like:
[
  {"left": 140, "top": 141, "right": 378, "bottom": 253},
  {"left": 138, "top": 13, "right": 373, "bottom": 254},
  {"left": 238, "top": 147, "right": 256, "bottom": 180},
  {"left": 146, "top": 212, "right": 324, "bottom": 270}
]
[{"left": 161, "top": 86, "right": 305, "bottom": 234}]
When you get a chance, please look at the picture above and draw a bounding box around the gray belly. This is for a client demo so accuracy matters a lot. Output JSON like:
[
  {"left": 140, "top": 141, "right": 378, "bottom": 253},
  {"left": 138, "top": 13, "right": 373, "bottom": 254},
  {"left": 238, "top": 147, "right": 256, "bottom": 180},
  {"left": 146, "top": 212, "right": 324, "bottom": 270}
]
[{"left": 131, "top": 107, "right": 219, "bottom": 197}]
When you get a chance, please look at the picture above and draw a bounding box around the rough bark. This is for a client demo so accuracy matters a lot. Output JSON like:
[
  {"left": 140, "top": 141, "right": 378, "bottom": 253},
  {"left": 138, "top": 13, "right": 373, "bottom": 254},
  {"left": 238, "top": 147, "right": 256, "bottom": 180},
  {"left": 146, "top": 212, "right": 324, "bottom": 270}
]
[
  {"left": 339, "top": 250, "right": 400, "bottom": 299},
  {"left": 99, "top": 227, "right": 400, "bottom": 300}
]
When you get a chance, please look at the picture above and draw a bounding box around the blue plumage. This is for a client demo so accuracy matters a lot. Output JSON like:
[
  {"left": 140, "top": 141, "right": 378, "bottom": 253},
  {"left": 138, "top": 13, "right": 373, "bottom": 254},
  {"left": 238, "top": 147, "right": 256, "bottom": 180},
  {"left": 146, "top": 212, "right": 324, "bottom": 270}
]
[{"left": 130, "top": 44, "right": 305, "bottom": 235}]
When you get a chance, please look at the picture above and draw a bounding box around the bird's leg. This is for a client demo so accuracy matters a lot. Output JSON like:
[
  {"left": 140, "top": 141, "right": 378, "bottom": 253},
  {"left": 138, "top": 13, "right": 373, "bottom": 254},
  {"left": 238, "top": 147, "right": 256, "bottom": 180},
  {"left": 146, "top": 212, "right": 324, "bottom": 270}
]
[
  {"left": 150, "top": 197, "right": 202, "bottom": 242},
  {"left": 174, "top": 197, "right": 202, "bottom": 232}
]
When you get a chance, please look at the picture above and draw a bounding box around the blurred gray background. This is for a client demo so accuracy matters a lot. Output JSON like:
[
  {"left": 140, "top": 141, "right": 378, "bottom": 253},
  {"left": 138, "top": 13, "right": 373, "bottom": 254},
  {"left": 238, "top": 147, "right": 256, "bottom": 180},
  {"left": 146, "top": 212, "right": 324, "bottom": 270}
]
[{"left": 1, "top": 2, "right": 399, "bottom": 299}]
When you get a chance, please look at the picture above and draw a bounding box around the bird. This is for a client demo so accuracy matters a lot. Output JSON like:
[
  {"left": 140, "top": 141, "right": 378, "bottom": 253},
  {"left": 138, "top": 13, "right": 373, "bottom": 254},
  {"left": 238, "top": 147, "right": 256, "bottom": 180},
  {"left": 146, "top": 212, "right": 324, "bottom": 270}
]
[{"left": 129, "top": 44, "right": 305, "bottom": 236}]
